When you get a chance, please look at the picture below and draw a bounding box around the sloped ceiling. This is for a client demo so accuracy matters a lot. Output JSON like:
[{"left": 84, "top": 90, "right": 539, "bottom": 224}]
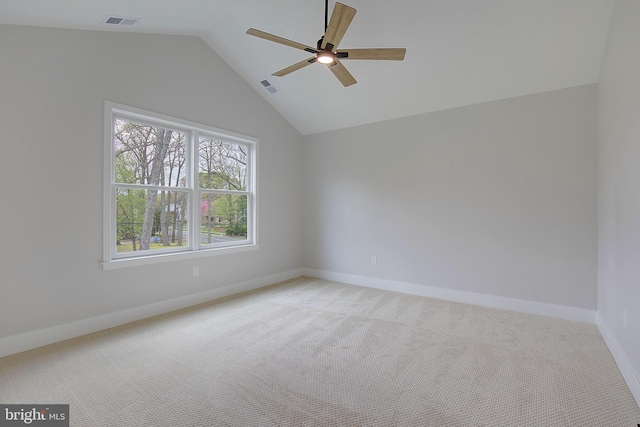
[{"left": 0, "top": 0, "right": 614, "bottom": 135}]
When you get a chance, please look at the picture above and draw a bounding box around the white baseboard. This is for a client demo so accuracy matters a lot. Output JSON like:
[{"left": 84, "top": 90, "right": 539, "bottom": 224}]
[
  {"left": 303, "top": 268, "right": 596, "bottom": 324},
  {"left": 596, "top": 313, "right": 640, "bottom": 407},
  {"left": 0, "top": 268, "right": 304, "bottom": 358}
]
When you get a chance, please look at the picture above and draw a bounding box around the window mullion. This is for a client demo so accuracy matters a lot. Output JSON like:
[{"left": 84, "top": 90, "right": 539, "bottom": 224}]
[
  {"left": 110, "top": 184, "right": 118, "bottom": 260},
  {"left": 200, "top": 190, "right": 252, "bottom": 196},
  {"left": 113, "top": 183, "right": 189, "bottom": 192},
  {"left": 192, "top": 130, "right": 201, "bottom": 251}
]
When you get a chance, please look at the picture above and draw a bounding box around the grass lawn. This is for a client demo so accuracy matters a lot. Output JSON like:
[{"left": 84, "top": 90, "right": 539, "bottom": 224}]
[{"left": 116, "top": 241, "right": 188, "bottom": 253}]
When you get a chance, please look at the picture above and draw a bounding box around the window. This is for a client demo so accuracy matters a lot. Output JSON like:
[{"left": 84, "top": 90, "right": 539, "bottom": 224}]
[{"left": 103, "top": 102, "right": 257, "bottom": 268}]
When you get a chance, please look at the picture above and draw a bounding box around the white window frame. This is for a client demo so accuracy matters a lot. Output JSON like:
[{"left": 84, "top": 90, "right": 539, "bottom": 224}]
[{"left": 103, "top": 101, "right": 258, "bottom": 270}]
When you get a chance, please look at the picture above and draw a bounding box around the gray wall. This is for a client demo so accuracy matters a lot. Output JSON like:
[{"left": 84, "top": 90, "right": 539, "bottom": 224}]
[
  {"left": 0, "top": 24, "right": 303, "bottom": 340},
  {"left": 0, "top": 19, "right": 612, "bottom": 356},
  {"left": 597, "top": 0, "right": 640, "bottom": 391},
  {"left": 302, "top": 84, "right": 597, "bottom": 309}
]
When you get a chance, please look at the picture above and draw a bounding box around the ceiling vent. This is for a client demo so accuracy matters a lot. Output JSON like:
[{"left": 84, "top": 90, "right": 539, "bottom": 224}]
[
  {"left": 103, "top": 16, "right": 140, "bottom": 26},
  {"left": 260, "top": 79, "right": 277, "bottom": 94}
]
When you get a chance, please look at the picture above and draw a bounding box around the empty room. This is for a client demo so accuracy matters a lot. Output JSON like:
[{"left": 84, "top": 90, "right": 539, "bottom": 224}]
[{"left": 1, "top": 0, "right": 639, "bottom": 425}]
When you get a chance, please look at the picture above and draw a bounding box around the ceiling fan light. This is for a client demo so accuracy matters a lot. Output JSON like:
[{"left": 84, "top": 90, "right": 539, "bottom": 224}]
[{"left": 317, "top": 51, "right": 335, "bottom": 64}]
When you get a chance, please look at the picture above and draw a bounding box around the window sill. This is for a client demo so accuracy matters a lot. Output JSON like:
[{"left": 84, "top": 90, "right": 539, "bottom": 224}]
[{"left": 102, "top": 244, "right": 259, "bottom": 270}]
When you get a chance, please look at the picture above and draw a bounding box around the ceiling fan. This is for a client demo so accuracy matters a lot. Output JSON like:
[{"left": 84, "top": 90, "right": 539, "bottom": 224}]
[{"left": 246, "top": 1, "right": 406, "bottom": 87}]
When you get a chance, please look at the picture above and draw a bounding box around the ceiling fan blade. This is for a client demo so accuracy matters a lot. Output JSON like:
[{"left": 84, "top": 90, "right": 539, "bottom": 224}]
[
  {"left": 272, "top": 57, "right": 317, "bottom": 77},
  {"left": 327, "top": 60, "right": 357, "bottom": 87},
  {"left": 337, "top": 48, "right": 406, "bottom": 61},
  {"left": 247, "top": 28, "right": 319, "bottom": 53},
  {"left": 321, "top": 2, "right": 357, "bottom": 51}
]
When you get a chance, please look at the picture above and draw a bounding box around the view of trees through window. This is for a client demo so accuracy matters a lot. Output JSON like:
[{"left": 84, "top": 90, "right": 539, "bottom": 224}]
[
  {"left": 113, "top": 117, "right": 250, "bottom": 255},
  {"left": 198, "top": 136, "right": 248, "bottom": 246}
]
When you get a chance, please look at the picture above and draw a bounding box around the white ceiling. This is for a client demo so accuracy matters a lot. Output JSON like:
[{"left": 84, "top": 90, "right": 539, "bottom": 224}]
[{"left": 0, "top": 0, "right": 614, "bottom": 135}]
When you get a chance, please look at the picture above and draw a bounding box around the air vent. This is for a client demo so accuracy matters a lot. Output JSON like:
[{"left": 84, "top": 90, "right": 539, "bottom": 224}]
[
  {"left": 259, "top": 79, "right": 277, "bottom": 94},
  {"left": 103, "top": 16, "right": 140, "bottom": 26}
]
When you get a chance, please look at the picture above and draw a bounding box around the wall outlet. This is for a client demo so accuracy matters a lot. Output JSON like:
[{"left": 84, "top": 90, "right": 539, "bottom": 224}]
[
  {"left": 371, "top": 256, "right": 377, "bottom": 266},
  {"left": 623, "top": 309, "right": 627, "bottom": 330},
  {"left": 193, "top": 266, "right": 200, "bottom": 277}
]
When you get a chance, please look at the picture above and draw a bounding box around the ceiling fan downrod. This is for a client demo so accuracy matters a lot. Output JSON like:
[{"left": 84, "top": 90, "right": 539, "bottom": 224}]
[
  {"left": 325, "top": 0, "right": 329, "bottom": 32},
  {"left": 317, "top": 0, "right": 328, "bottom": 49}
]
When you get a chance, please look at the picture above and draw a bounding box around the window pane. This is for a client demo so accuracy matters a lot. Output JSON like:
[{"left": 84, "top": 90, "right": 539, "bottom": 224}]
[
  {"left": 198, "top": 137, "right": 247, "bottom": 190},
  {"left": 200, "top": 193, "right": 248, "bottom": 245},
  {"left": 114, "top": 118, "right": 187, "bottom": 187},
  {"left": 115, "top": 187, "right": 189, "bottom": 253}
]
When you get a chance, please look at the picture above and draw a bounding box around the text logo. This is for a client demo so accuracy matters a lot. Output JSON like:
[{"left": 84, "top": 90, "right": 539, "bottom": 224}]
[{"left": 1, "top": 405, "right": 68, "bottom": 426}]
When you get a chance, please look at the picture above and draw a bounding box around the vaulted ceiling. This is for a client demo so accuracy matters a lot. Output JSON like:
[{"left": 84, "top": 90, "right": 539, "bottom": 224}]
[{"left": 0, "top": 0, "right": 614, "bottom": 135}]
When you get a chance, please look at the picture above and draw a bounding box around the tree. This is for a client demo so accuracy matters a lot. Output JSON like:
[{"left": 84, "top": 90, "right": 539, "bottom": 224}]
[
  {"left": 114, "top": 145, "right": 146, "bottom": 251},
  {"left": 138, "top": 128, "right": 172, "bottom": 250},
  {"left": 174, "top": 192, "right": 187, "bottom": 246},
  {"left": 198, "top": 137, "right": 248, "bottom": 242},
  {"left": 160, "top": 132, "right": 186, "bottom": 246},
  {"left": 114, "top": 119, "right": 186, "bottom": 251},
  {"left": 114, "top": 121, "right": 247, "bottom": 251},
  {"left": 115, "top": 188, "right": 145, "bottom": 251}
]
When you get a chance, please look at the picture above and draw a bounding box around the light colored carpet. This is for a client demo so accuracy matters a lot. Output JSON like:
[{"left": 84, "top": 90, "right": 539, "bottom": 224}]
[{"left": 1, "top": 277, "right": 638, "bottom": 426}]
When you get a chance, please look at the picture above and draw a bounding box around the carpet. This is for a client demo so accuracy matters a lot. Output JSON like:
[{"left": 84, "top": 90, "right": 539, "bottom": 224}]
[{"left": 1, "top": 277, "right": 639, "bottom": 426}]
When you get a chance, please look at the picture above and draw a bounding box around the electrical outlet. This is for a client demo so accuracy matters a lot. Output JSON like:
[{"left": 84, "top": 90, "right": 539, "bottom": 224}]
[
  {"left": 623, "top": 309, "right": 627, "bottom": 330},
  {"left": 193, "top": 266, "right": 200, "bottom": 277},
  {"left": 371, "top": 256, "right": 377, "bottom": 266}
]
